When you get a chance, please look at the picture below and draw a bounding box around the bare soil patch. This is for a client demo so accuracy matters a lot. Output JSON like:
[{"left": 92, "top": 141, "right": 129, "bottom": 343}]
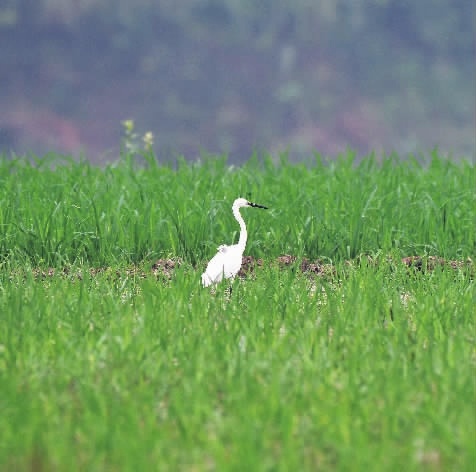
[{"left": 20, "top": 255, "right": 474, "bottom": 282}]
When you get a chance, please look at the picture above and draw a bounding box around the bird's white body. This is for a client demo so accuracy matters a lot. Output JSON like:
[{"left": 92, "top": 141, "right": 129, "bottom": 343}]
[
  {"left": 201, "top": 244, "right": 243, "bottom": 287},
  {"left": 201, "top": 198, "right": 267, "bottom": 287}
]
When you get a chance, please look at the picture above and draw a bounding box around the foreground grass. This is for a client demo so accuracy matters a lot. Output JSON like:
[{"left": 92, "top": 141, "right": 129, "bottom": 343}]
[
  {"left": 0, "top": 152, "right": 474, "bottom": 471},
  {"left": 1, "top": 261, "right": 474, "bottom": 471}
]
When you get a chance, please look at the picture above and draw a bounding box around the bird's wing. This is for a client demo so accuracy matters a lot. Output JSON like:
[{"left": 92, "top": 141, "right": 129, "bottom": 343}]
[
  {"left": 201, "top": 245, "right": 242, "bottom": 287},
  {"left": 201, "top": 250, "right": 227, "bottom": 286}
]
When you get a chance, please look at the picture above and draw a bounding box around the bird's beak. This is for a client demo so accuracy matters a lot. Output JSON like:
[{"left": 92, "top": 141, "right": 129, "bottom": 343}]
[{"left": 248, "top": 201, "right": 268, "bottom": 209}]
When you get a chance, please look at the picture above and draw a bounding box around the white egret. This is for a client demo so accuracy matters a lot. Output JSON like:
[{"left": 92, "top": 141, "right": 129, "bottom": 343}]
[{"left": 201, "top": 197, "right": 268, "bottom": 287}]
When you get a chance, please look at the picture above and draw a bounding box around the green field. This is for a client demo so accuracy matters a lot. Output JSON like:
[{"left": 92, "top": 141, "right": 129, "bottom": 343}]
[{"left": 0, "top": 151, "right": 474, "bottom": 471}]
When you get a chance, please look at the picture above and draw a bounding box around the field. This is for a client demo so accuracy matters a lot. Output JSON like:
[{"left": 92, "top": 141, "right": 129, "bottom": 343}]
[{"left": 0, "top": 151, "right": 474, "bottom": 471}]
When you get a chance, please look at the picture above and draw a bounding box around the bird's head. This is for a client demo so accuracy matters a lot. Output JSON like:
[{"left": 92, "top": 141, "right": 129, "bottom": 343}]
[{"left": 233, "top": 197, "right": 268, "bottom": 210}]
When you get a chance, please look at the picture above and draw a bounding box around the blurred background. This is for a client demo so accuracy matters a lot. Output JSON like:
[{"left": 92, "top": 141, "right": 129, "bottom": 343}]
[{"left": 0, "top": 0, "right": 474, "bottom": 163}]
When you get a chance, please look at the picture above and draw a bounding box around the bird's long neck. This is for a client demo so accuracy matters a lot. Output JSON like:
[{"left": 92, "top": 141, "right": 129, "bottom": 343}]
[{"left": 233, "top": 205, "right": 247, "bottom": 253}]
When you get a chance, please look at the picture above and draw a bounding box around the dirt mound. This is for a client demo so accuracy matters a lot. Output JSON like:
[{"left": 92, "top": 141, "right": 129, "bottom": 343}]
[
  {"left": 16, "top": 255, "right": 474, "bottom": 281},
  {"left": 401, "top": 256, "right": 473, "bottom": 272}
]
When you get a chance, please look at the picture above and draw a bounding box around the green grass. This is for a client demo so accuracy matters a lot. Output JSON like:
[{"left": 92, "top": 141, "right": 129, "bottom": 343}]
[{"left": 0, "top": 151, "right": 474, "bottom": 471}]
